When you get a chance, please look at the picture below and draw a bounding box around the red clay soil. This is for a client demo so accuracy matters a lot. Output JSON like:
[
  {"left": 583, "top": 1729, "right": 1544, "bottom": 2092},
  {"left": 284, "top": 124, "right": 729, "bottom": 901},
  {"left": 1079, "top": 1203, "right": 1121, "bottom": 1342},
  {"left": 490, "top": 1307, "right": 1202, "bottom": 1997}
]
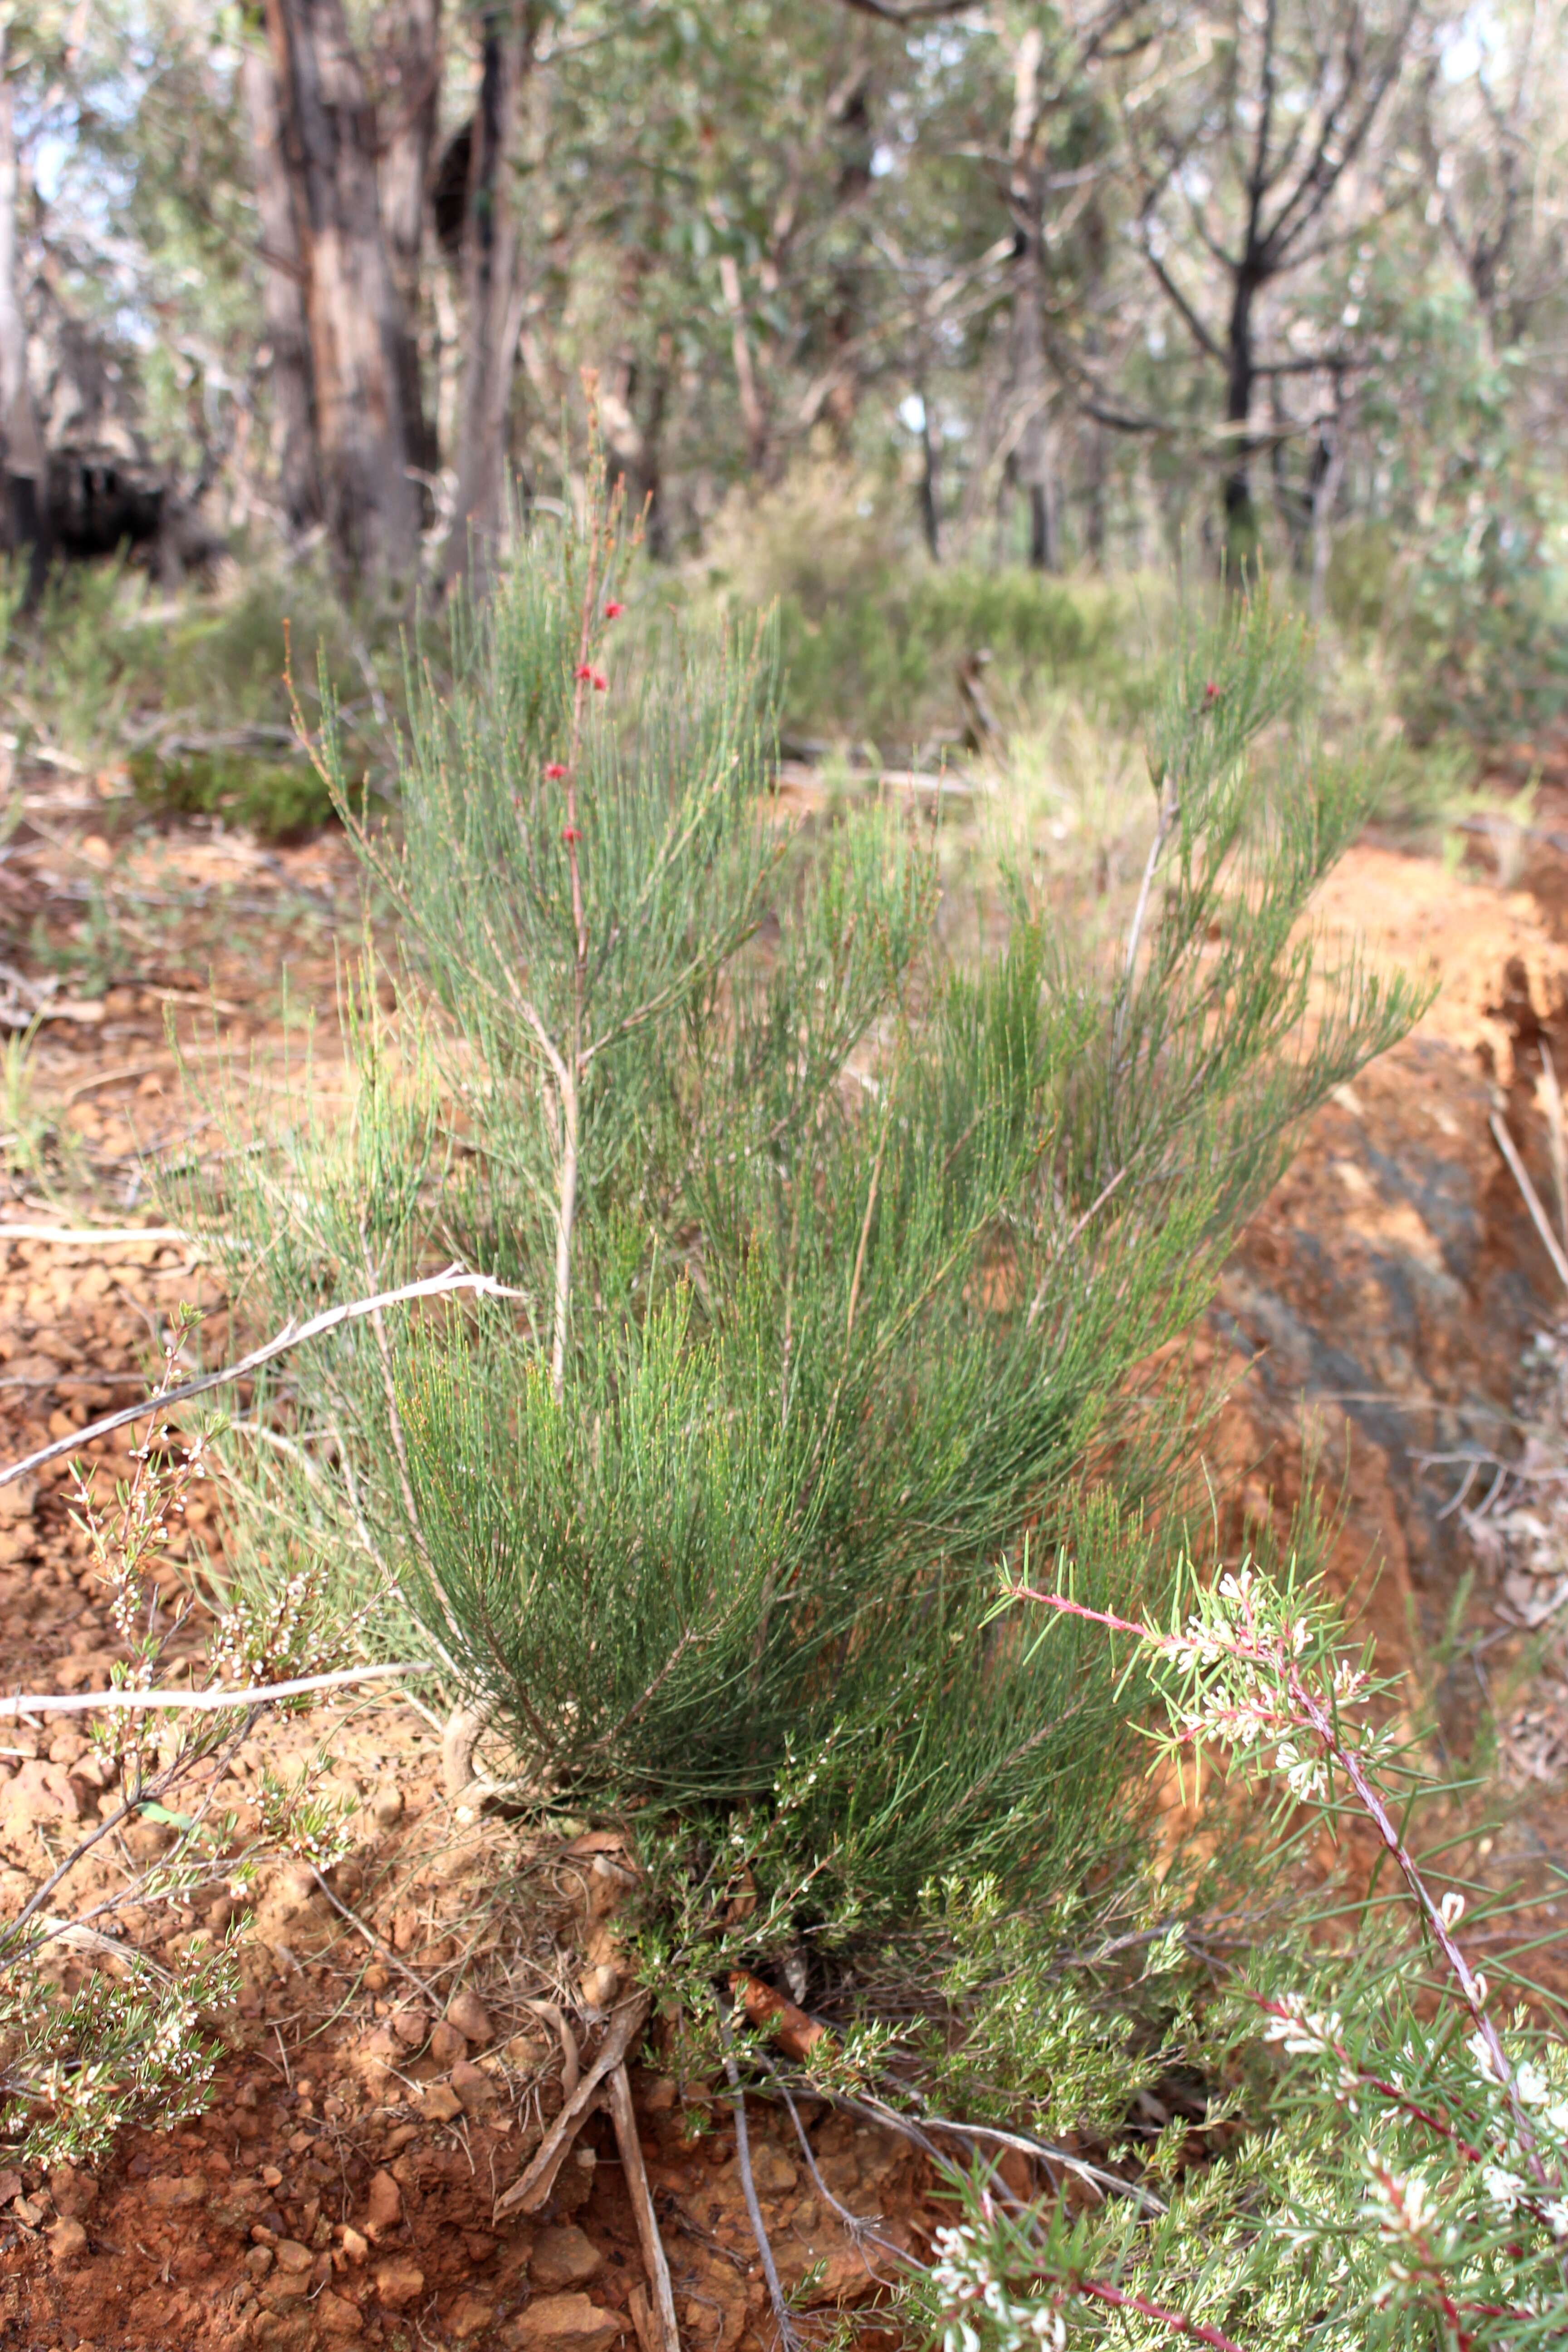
[{"left": 6, "top": 784, "right": 1568, "bottom": 2348}]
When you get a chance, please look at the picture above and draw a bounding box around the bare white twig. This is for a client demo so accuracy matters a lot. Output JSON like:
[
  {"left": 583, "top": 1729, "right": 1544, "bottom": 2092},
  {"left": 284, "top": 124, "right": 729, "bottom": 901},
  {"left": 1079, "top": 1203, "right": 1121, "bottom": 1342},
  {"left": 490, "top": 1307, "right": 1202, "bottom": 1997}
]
[
  {"left": 0, "top": 1262, "right": 527, "bottom": 1488},
  {"left": 720, "top": 2013, "right": 803, "bottom": 2352},
  {"left": 1492, "top": 1112, "right": 1568, "bottom": 1295},
  {"left": 0, "top": 1224, "right": 195, "bottom": 1246},
  {"left": 0, "top": 1661, "right": 427, "bottom": 1720},
  {"left": 1541, "top": 1043, "right": 1568, "bottom": 1247}
]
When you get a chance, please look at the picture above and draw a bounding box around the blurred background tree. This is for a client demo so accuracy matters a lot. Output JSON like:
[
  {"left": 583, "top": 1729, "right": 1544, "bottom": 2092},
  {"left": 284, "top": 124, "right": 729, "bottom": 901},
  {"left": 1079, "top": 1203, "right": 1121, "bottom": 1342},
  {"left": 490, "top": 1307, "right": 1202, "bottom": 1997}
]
[{"left": 0, "top": 0, "right": 1562, "bottom": 743}]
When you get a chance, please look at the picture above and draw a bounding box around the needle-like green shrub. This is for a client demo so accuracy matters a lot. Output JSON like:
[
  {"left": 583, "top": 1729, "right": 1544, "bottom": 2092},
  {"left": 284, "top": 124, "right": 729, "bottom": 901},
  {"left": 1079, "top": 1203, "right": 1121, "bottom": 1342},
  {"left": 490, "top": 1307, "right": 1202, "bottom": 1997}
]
[{"left": 207, "top": 473, "right": 1421, "bottom": 1929}]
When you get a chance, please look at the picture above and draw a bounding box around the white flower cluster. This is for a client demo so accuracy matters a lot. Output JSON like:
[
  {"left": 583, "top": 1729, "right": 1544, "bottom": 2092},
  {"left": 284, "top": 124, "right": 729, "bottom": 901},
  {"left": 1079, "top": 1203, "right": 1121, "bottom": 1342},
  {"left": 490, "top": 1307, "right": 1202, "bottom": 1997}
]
[
  {"left": 210, "top": 1554, "right": 370, "bottom": 1696},
  {"left": 929, "top": 2225, "right": 1067, "bottom": 2352},
  {"left": 1262, "top": 1992, "right": 1344, "bottom": 2059}
]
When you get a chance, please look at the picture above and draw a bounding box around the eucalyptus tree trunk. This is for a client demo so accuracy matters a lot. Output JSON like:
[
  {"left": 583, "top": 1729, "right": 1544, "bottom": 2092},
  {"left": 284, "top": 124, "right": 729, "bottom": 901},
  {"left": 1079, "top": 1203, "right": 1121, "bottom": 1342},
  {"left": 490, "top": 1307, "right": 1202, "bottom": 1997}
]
[
  {"left": 378, "top": 0, "right": 441, "bottom": 489},
  {"left": 1006, "top": 24, "right": 1061, "bottom": 572},
  {"left": 240, "top": 44, "right": 320, "bottom": 534},
  {"left": 0, "top": 31, "right": 46, "bottom": 598},
  {"left": 263, "top": 0, "right": 421, "bottom": 585},
  {"left": 1222, "top": 267, "right": 1260, "bottom": 566},
  {"left": 441, "top": 3, "right": 537, "bottom": 588}
]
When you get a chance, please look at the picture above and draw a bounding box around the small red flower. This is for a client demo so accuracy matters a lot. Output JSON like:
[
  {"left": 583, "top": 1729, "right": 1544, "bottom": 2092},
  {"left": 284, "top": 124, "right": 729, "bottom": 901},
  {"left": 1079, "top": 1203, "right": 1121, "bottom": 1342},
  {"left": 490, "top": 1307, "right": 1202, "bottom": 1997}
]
[
  {"left": 574, "top": 663, "right": 594, "bottom": 681},
  {"left": 592, "top": 671, "right": 608, "bottom": 691},
  {"left": 604, "top": 601, "right": 623, "bottom": 619},
  {"left": 544, "top": 762, "right": 568, "bottom": 779},
  {"left": 563, "top": 826, "right": 582, "bottom": 845},
  {"left": 1203, "top": 680, "right": 1220, "bottom": 703}
]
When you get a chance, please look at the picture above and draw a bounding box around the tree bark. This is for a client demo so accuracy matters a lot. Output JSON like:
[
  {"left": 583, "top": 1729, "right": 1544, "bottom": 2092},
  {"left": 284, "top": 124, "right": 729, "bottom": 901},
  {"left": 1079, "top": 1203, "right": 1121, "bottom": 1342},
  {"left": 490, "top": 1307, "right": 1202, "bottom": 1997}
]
[
  {"left": 264, "top": 0, "right": 421, "bottom": 585},
  {"left": 377, "top": 0, "right": 441, "bottom": 487},
  {"left": 1006, "top": 25, "right": 1060, "bottom": 571},
  {"left": 441, "top": 4, "right": 535, "bottom": 589},
  {"left": 0, "top": 30, "right": 46, "bottom": 598},
  {"left": 240, "top": 44, "right": 320, "bottom": 534},
  {"left": 1222, "top": 270, "right": 1258, "bottom": 567},
  {"left": 600, "top": 341, "right": 672, "bottom": 552},
  {"left": 916, "top": 384, "right": 941, "bottom": 560}
]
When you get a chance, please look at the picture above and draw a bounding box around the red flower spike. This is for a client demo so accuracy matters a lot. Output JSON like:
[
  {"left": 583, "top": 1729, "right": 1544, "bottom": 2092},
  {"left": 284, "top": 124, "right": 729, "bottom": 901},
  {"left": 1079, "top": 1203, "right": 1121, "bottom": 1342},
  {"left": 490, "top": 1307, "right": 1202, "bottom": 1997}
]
[
  {"left": 1203, "top": 680, "right": 1220, "bottom": 703},
  {"left": 574, "top": 663, "right": 594, "bottom": 681},
  {"left": 544, "top": 762, "right": 568, "bottom": 779},
  {"left": 563, "top": 826, "right": 582, "bottom": 845},
  {"left": 604, "top": 601, "right": 623, "bottom": 619},
  {"left": 591, "top": 671, "right": 608, "bottom": 691}
]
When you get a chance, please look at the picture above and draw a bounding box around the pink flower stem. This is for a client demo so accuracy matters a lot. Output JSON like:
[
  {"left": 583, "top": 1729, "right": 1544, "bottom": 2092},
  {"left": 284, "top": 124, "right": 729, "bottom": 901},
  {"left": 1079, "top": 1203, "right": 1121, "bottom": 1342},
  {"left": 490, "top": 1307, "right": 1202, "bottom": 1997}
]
[
  {"left": 1067, "top": 2273, "right": 1246, "bottom": 2351},
  {"left": 1012, "top": 1580, "right": 1562, "bottom": 2205}
]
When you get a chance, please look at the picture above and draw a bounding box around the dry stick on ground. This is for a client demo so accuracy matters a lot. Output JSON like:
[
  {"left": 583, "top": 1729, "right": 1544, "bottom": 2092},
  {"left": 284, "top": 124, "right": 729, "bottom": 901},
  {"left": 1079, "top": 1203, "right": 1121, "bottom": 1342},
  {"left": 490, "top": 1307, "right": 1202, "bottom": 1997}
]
[
  {"left": 525, "top": 1998, "right": 583, "bottom": 2098},
  {"left": 1542, "top": 1044, "right": 1568, "bottom": 1250},
  {"left": 0, "top": 1263, "right": 528, "bottom": 1489},
  {"left": 1491, "top": 1112, "right": 1568, "bottom": 1295},
  {"left": 608, "top": 2059, "right": 682, "bottom": 2352},
  {"left": 494, "top": 1992, "right": 652, "bottom": 2220},
  {"left": 0, "top": 1223, "right": 196, "bottom": 1245},
  {"left": 0, "top": 1661, "right": 427, "bottom": 1721}
]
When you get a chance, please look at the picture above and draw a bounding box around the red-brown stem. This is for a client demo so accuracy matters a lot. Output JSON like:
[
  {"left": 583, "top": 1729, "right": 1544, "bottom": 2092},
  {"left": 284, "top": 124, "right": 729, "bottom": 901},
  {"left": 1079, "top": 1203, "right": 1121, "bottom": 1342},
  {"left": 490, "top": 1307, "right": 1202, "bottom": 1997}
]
[
  {"left": 1250, "top": 1997, "right": 1488, "bottom": 2165},
  {"left": 1068, "top": 2273, "right": 1245, "bottom": 2351},
  {"left": 1008, "top": 1585, "right": 1149, "bottom": 1642},
  {"left": 1284, "top": 1665, "right": 1553, "bottom": 2193},
  {"left": 1364, "top": 2162, "right": 1478, "bottom": 2350}
]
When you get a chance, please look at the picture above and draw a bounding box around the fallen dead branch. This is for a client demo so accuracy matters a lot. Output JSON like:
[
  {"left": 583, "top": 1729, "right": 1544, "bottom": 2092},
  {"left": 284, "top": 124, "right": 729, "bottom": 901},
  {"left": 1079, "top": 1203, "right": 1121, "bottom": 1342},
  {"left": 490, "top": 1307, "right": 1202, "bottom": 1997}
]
[
  {"left": 494, "top": 1991, "right": 651, "bottom": 2220},
  {"left": 525, "top": 1997, "right": 583, "bottom": 2098},
  {"left": 1492, "top": 1111, "right": 1568, "bottom": 1295},
  {"left": 608, "top": 2058, "right": 682, "bottom": 2352},
  {"left": 0, "top": 1661, "right": 427, "bottom": 1720},
  {"left": 0, "top": 1261, "right": 527, "bottom": 1488},
  {"left": 730, "top": 1968, "right": 827, "bottom": 2060},
  {"left": 0, "top": 1223, "right": 194, "bottom": 1246}
]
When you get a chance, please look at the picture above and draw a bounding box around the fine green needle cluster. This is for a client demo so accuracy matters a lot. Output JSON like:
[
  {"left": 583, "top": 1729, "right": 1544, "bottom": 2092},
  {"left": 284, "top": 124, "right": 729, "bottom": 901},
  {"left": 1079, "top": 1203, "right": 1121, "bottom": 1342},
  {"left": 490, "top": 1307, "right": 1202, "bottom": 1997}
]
[{"left": 201, "top": 476, "right": 1421, "bottom": 1947}]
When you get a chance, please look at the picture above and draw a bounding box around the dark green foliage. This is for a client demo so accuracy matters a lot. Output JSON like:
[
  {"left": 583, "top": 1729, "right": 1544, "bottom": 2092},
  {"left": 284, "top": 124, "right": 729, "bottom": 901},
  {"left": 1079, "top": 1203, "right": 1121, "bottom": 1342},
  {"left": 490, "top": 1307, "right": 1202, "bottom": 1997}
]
[
  {"left": 773, "top": 560, "right": 1147, "bottom": 750},
  {"left": 206, "top": 491, "right": 1422, "bottom": 1937},
  {"left": 127, "top": 745, "right": 333, "bottom": 838},
  {"left": 699, "top": 467, "right": 1149, "bottom": 750},
  {"left": 1, "top": 549, "right": 395, "bottom": 808}
]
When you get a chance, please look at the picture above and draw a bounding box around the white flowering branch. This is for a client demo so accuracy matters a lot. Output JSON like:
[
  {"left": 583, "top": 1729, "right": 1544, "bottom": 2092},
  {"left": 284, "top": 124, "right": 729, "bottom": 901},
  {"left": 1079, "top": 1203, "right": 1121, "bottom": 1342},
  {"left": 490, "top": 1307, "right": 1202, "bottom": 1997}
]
[
  {"left": 931, "top": 2205, "right": 1247, "bottom": 2352},
  {"left": 1007, "top": 1565, "right": 1555, "bottom": 2196}
]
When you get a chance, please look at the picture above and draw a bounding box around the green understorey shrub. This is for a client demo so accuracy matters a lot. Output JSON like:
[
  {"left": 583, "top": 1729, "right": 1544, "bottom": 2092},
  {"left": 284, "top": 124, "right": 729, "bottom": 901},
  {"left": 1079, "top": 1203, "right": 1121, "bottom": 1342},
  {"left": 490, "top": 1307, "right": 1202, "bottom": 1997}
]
[
  {"left": 698, "top": 459, "right": 1156, "bottom": 751},
  {"left": 177, "top": 465, "right": 1538, "bottom": 2341},
  {"left": 126, "top": 743, "right": 333, "bottom": 839},
  {"left": 200, "top": 466, "right": 1418, "bottom": 1950},
  {"left": 911, "top": 1556, "right": 1568, "bottom": 2349},
  {"left": 0, "top": 546, "right": 396, "bottom": 825}
]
